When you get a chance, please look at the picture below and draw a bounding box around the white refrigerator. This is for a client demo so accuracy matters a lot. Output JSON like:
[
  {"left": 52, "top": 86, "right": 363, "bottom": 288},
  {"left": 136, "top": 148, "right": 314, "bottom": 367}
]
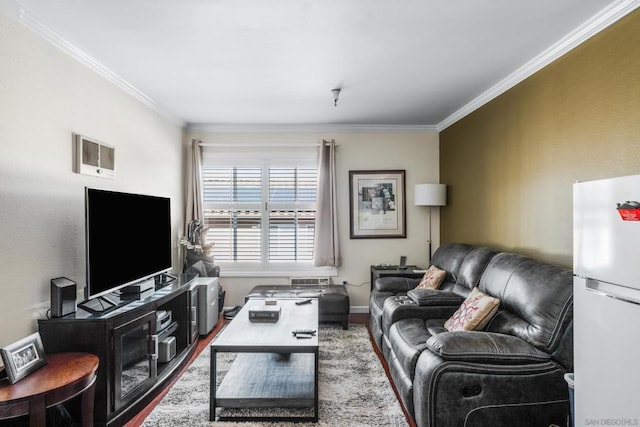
[{"left": 574, "top": 174, "right": 640, "bottom": 425}]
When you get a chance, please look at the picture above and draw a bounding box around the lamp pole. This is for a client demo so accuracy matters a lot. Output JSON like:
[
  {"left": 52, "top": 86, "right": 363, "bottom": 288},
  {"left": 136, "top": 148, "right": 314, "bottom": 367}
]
[
  {"left": 414, "top": 184, "right": 447, "bottom": 266},
  {"left": 427, "top": 205, "right": 432, "bottom": 264}
]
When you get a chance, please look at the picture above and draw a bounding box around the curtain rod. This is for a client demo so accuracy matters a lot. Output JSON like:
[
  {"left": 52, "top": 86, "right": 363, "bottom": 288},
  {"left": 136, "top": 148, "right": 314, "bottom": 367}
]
[{"left": 198, "top": 140, "right": 337, "bottom": 148}]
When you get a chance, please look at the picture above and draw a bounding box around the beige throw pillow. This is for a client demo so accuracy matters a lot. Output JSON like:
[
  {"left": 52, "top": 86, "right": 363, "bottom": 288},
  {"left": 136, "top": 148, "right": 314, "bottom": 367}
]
[
  {"left": 415, "top": 265, "right": 446, "bottom": 290},
  {"left": 444, "top": 287, "right": 500, "bottom": 332}
]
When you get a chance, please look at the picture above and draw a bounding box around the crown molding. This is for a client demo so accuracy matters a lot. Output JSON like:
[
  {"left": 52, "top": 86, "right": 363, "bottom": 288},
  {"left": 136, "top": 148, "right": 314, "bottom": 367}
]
[
  {"left": 437, "top": 0, "right": 640, "bottom": 132},
  {"left": 0, "top": 0, "right": 185, "bottom": 127},
  {"left": 186, "top": 123, "right": 438, "bottom": 134},
  {"left": 4, "top": 0, "right": 637, "bottom": 134}
]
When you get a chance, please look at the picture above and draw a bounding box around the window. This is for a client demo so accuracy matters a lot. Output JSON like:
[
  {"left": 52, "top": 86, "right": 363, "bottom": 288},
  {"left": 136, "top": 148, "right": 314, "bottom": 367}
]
[{"left": 202, "top": 146, "right": 328, "bottom": 275}]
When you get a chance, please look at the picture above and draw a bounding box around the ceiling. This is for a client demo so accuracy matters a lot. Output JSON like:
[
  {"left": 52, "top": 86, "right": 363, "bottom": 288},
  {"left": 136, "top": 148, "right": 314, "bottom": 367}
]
[{"left": 2, "top": 0, "right": 638, "bottom": 130}]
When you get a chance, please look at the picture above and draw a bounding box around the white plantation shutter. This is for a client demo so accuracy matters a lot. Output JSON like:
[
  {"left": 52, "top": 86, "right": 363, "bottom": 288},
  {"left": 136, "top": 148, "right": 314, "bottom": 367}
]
[
  {"left": 203, "top": 167, "right": 263, "bottom": 262},
  {"left": 268, "top": 168, "right": 316, "bottom": 262},
  {"left": 204, "top": 168, "right": 262, "bottom": 203},
  {"left": 206, "top": 209, "right": 261, "bottom": 262},
  {"left": 269, "top": 168, "right": 317, "bottom": 203},
  {"left": 201, "top": 146, "right": 327, "bottom": 274},
  {"left": 268, "top": 209, "right": 316, "bottom": 262}
]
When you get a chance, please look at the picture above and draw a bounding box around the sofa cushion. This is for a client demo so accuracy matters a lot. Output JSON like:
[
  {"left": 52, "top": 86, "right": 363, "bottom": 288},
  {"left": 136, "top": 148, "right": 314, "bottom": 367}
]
[
  {"left": 388, "top": 318, "right": 435, "bottom": 381},
  {"left": 426, "top": 331, "right": 551, "bottom": 364},
  {"left": 479, "top": 253, "right": 574, "bottom": 353},
  {"left": 431, "top": 245, "right": 497, "bottom": 298},
  {"left": 431, "top": 243, "right": 475, "bottom": 273},
  {"left": 407, "top": 289, "right": 464, "bottom": 306},
  {"left": 426, "top": 323, "right": 447, "bottom": 336},
  {"left": 444, "top": 287, "right": 500, "bottom": 332},
  {"left": 455, "top": 246, "right": 499, "bottom": 290},
  {"left": 415, "top": 265, "right": 446, "bottom": 290},
  {"left": 370, "top": 291, "right": 395, "bottom": 313}
]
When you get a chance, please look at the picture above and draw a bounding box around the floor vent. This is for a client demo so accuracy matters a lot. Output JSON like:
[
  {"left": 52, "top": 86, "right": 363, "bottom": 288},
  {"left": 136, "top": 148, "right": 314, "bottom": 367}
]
[{"left": 289, "top": 277, "right": 330, "bottom": 286}]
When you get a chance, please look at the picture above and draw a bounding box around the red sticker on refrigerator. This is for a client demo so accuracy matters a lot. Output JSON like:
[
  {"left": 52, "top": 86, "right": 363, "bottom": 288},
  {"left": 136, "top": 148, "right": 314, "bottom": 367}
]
[{"left": 616, "top": 201, "right": 640, "bottom": 221}]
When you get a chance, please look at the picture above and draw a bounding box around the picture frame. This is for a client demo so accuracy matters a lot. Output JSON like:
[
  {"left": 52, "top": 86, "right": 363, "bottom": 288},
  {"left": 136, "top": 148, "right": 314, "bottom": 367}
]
[
  {"left": 0, "top": 332, "right": 47, "bottom": 384},
  {"left": 349, "top": 170, "right": 406, "bottom": 239}
]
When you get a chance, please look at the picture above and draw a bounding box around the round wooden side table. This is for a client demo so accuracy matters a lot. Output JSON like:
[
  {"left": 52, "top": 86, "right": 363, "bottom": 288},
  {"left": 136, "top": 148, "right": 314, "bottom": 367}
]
[{"left": 0, "top": 352, "right": 99, "bottom": 426}]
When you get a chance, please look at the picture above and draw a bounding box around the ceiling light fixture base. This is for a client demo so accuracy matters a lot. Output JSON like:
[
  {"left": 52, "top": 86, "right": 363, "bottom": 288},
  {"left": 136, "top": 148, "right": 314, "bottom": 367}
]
[{"left": 331, "top": 88, "right": 341, "bottom": 107}]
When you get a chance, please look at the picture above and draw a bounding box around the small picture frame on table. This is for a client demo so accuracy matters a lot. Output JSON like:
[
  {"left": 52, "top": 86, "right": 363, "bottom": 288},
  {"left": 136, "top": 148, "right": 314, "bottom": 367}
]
[{"left": 0, "top": 332, "right": 47, "bottom": 384}]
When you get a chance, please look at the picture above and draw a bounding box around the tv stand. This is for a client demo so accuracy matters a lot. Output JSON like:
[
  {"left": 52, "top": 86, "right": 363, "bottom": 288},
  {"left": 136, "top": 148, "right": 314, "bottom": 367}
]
[{"left": 38, "top": 273, "right": 199, "bottom": 427}]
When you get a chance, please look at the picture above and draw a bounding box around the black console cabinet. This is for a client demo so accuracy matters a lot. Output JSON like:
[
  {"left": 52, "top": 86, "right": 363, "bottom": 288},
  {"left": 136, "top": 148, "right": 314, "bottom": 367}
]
[{"left": 38, "top": 274, "right": 198, "bottom": 427}]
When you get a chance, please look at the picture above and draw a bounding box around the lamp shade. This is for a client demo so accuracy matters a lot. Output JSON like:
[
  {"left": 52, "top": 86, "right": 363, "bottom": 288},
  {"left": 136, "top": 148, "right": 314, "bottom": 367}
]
[{"left": 414, "top": 184, "right": 446, "bottom": 206}]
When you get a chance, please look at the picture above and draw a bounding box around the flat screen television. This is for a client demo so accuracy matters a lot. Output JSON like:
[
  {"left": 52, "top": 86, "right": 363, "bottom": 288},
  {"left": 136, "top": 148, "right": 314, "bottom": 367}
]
[{"left": 83, "top": 187, "right": 172, "bottom": 308}]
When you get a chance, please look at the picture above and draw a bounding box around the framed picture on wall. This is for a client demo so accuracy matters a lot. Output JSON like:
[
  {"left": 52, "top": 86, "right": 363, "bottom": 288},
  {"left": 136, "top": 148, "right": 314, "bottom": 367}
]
[{"left": 349, "top": 170, "right": 406, "bottom": 239}]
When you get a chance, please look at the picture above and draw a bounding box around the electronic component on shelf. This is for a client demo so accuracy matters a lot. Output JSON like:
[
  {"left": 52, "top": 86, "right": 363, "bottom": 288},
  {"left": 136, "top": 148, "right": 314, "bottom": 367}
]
[
  {"left": 248, "top": 305, "right": 281, "bottom": 323},
  {"left": 121, "top": 278, "right": 156, "bottom": 295},
  {"left": 158, "top": 336, "right": 176, "bottom": 362},
  {"left": 156, "top": 310, "right": 172, "bottom": 332}
]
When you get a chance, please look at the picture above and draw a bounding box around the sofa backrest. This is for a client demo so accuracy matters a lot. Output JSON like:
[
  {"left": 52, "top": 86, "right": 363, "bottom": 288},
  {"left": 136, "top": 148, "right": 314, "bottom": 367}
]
[
  {"left": 479, "top": 252, "right": 573, "bottom": 355},
  {"left": 432, "top": 243, "right": 497, "bottom": 297}
]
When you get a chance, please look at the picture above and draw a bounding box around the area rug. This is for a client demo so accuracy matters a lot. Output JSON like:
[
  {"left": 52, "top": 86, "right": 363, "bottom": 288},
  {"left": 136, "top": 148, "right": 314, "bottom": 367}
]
[{"left": 142, "top": 324, "right": 409, "bottom": 426}]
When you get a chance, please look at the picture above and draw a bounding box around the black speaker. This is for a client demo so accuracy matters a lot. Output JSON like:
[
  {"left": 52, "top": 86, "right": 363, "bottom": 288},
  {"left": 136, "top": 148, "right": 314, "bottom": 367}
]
[{"left": 51, "top": 277, "right": 77, "bottom": 318}]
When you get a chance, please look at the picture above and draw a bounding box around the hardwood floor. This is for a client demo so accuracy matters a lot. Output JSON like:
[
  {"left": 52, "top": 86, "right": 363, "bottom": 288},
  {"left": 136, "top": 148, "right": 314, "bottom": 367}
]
[{"left": 124, "top": 313, "right": 417, "bottom": 427}]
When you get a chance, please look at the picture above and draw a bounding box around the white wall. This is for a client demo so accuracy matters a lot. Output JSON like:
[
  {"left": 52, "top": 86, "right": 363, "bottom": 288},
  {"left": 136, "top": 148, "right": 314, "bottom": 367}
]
[
  {"left": 0, "top": 13, "right": 184, "bottom": 347},
  {"left": 187, "top": 131, "right": 440, "bottom": 311},
  {"left": 0, "top": 7, "right": 439, "bottom": 349}
]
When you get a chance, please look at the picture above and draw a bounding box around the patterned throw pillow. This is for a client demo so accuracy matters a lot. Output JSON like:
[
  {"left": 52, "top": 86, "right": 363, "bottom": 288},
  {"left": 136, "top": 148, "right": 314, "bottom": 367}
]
[
  {"left": 444, "top": 287, "right": 500, "bottom": 332},
  {"left": 415, "top": 265, "right": 446, "bottom": 290}
]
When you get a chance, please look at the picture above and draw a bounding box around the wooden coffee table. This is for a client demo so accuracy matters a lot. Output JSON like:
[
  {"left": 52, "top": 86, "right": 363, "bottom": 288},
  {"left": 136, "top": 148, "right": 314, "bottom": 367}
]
[{"left": 209, "top": 299, "right": 319, "bottom": 422}]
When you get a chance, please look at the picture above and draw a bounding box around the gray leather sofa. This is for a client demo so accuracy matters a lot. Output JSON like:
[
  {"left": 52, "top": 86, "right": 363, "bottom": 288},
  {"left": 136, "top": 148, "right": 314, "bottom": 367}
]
[
  {"left": 371, "top": 243, "right": 573, "bottom": 426},
  {"left": 369, "top": 243, "right": 486, "bottom": 351}
]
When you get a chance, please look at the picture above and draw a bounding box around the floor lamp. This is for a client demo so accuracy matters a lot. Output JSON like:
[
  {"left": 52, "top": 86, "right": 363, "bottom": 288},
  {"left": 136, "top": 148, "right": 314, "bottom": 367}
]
[{"left": 414, "top": 184, "right": 447, "bottom": 264}]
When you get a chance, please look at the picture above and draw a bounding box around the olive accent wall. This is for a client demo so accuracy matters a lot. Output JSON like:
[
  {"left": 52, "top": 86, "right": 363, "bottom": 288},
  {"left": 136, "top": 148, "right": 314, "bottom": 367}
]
[{"left": 440, "top": 9, "right": 640, "bottom": 268}]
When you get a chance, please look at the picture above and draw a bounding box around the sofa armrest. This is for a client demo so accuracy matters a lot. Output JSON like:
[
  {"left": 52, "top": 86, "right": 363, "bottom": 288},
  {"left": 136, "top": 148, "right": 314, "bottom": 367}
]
[
  {"left": 374, "top": 276, "right": 420, "bottom": 292},
  {"left": 426, "top": 331, "right": 550, "bottom": 364},
  {"left": 407, "top": 289, "right": 464, "bottom": 306}
]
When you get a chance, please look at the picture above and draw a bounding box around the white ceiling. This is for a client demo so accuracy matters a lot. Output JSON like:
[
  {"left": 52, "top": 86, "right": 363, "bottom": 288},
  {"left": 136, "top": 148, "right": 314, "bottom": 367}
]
[{"left": 2, "top": 0, "right": 638, "bottom": 130}]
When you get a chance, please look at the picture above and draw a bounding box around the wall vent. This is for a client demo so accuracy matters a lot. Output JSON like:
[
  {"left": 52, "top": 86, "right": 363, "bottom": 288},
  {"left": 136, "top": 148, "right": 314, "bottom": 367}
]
[{"left": 289, "top": 277, "right": 330, "bottom": 286}]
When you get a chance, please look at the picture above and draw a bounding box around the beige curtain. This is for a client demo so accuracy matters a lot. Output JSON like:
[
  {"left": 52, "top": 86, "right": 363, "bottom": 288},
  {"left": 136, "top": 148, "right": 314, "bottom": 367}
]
[
  {"left": 313, "top": 139, "right": 341, "bottom": 267},
  {"left": 184, "top": 139, "right": 204, "bottom": 235}
]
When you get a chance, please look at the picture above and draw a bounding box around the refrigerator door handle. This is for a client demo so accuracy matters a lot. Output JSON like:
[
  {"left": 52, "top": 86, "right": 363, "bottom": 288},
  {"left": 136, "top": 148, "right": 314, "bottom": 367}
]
[{"left": 584, "top": 278, "right": 640, "bottom": 306}]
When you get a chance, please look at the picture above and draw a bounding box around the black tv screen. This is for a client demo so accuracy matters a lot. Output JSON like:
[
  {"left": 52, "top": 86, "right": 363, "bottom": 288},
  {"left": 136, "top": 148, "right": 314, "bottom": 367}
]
[{"left": 85, "top": 188, "right": 172, "bottom": 299}]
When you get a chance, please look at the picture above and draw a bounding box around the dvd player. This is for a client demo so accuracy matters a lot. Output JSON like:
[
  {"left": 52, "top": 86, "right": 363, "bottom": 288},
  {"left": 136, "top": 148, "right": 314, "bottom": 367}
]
[
  {"left": 248, "top": 305, "right": 281, "bottom": 323},
  {"left": 156, "top": 310, "right": 172, "bottom": 331}
]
